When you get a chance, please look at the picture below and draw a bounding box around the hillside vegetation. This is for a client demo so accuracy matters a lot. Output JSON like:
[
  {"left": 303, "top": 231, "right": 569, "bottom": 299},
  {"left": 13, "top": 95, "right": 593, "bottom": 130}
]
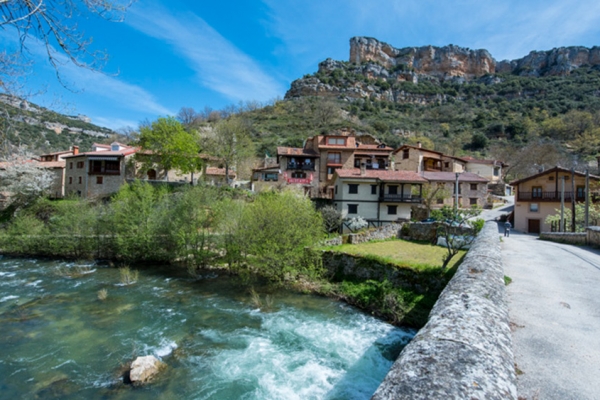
[{"left": 5, "top": 58, "right": 600, "bottom": 180}]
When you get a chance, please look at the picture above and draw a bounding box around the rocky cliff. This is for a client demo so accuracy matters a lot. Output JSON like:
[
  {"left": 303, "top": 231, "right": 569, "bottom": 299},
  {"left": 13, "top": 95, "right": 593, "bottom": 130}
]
[{"left": 286, "top": 36, "right": 600, "bottom": 101}]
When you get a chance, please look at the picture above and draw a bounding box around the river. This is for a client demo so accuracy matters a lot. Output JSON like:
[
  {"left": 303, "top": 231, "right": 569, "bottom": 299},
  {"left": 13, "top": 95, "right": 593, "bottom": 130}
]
[{"left": 0, "top": 257, "right": 414, "bottom": 399}]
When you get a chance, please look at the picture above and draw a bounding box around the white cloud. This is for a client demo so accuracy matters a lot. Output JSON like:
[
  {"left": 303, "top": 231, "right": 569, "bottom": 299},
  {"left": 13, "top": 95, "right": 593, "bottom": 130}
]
[
  {"left": 0, "top": 29, "right": 173, "bottom": 116},
  {"left": 262, "top": 0, "right": 600, "bottom": 65},
  {"left": 91, "top": 116, "right": 139, "bottom": 131},
  {"left": 126, "top": 2, "right": 285, "bottom": 102}
]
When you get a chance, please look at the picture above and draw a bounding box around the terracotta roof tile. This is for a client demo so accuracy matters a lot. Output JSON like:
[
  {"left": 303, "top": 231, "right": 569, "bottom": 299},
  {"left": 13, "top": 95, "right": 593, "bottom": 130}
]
[
  {"left": 206, "top": 167, "right": 236, "bottom": 177},
  {"left": 423, "top": 171, "right": 489, "bottom": 183},
  {"left": 276, "top": 147, "right": 319, "bottom": 157},
  {"left": 335, "top": 168, "right": 427, "bottom": 182}
]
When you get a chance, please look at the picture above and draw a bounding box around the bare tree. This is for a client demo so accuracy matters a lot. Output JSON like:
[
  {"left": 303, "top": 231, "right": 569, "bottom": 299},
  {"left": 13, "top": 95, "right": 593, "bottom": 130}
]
[{"left": 1, "top": 0, "right": 135, "bottom": 87}]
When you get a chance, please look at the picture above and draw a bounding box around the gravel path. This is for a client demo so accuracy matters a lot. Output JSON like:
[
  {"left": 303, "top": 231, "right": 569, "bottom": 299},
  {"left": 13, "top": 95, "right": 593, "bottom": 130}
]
[{"left": 501, "top": 226, "right": 600, "bottom": 400}]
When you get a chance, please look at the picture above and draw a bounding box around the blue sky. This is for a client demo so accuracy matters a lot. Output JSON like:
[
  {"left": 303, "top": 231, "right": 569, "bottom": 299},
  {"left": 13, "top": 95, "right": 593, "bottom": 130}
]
[{"left": 3, "top": 0, "right": 600, "bottom": 131}]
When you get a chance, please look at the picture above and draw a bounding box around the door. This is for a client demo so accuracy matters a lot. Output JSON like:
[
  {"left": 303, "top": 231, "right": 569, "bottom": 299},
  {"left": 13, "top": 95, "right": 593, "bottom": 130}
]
[{"left": 528, "top": 219, "right": 541, "bottom": 234}]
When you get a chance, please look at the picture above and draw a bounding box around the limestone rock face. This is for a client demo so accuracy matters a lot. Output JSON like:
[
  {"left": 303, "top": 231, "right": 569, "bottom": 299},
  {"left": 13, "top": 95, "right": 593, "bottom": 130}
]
[
  {"left": 129, "top": 355, "right": 165, "bottom": 384},
  {"left": 350, "top": 37, "right": 496, "bottom": 79},
  {"left": 285, "top": 37, "right": 600, "bottom": 104}
]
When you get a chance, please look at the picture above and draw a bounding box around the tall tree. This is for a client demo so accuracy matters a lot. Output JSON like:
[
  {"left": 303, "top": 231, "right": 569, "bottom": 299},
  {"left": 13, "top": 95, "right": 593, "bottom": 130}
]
[
  {"left": 136, "top": 117, "right": 202, "bottom": 180},
  {"left": 205, "top": 116, "right": 255, "bottom": 184}
]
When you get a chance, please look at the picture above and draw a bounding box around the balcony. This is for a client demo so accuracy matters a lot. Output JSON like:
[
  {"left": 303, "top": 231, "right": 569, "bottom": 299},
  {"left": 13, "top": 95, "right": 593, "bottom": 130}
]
[
  {"left": 287, "top": 177, "right": 312, "bottom": 184},
  {"left": 517, "top": 191, "right": 582, "bottom": 202},
  {"left": 379, "top": 194, "right": 423, "bottom": 203},
  {"left": 287, "top": 162, "right": 315, "bottom": 171}
]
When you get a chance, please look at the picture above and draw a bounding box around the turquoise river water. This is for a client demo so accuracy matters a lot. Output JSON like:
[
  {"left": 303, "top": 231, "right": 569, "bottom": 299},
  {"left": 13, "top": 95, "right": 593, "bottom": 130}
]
[{"left": 0, "top": 257, "right": 414, "bottom": 399}]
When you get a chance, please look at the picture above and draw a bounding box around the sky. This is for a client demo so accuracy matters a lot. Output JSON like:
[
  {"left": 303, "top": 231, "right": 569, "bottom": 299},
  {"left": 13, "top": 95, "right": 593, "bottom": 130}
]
[{"left": 3, "top": 0, "right": 600, "bottom": 131}]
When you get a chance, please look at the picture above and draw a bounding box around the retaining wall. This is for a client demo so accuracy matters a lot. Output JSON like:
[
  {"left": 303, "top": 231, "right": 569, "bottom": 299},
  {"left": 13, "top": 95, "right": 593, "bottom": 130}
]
[
  {"left": 539, "top": 232, "right": 587, "bottom": 246},
  {"left": 371, "top": 222, "right": 517, "bottom": 400},
  {"left": 347, "top": 223, "right": 402, "bottom": 244},
  {"left": 587, "top": 226, "right": 600, "bottom": 247}
]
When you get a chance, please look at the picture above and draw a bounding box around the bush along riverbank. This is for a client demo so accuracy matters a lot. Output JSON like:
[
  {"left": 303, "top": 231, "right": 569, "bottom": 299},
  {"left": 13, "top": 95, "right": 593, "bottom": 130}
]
[{"left": 0, "top": 182, "right": 462, "bottom": 328}]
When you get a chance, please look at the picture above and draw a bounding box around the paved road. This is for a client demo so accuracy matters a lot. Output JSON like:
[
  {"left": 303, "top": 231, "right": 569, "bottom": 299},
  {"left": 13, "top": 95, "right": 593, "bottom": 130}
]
[{"left": 501, "top": 226, "right": 600, "bottom": 400}]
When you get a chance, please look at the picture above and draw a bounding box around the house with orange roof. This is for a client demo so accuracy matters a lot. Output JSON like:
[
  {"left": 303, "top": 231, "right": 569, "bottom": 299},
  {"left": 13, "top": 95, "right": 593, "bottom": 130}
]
[
  {"left": 63, "top": 142, "right": 138, "bottom": 199},
  {"left": 253, "top": 128, "right": 395, "bottom": 197},
  {"left": 331, "top": 166, "right": 427, "bottom": 222}
]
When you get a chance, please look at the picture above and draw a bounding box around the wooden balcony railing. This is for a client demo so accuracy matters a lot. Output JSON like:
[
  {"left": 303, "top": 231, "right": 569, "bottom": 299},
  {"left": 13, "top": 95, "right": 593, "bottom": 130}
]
[{"left": 379, "top": 194, "right": 422, "bottom": 203}]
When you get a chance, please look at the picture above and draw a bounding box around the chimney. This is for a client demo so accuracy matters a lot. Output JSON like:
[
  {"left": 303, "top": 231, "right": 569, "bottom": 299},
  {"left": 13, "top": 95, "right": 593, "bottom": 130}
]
[
  {"left": 417, "top": 141, "right": 422, "bottom": 148},
  {"left": 73, "top": 145, "right": 79, "bottom": 155},
  {"left": 360, "top": 161, "right": 366, "bottom": 176}
]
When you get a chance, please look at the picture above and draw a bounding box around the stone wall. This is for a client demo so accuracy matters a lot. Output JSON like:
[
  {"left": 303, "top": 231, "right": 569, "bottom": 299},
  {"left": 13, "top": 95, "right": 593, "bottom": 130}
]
[
  {"left": 587, "top": 226, "right": 600, "bottom": 247},
  {"left": 407, "top": 222, "right": 473, "bottom": 242},
  {"left": 539, "top": 232, "right": 587, "bottom": 246},
  {"left": 372, "top": 222, "right": 517, "bottom": 400},
  {"left": 321, "top": 251, "right": 447, "bottom": 294},
  {"left": 346, "top": 223, "right": 402, "bottom": 244}
]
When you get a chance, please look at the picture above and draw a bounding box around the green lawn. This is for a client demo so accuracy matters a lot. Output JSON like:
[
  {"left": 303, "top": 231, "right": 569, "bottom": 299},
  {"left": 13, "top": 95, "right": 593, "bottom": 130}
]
[{"left": 322, "top": 239, "right": 466, "bottom": 271}]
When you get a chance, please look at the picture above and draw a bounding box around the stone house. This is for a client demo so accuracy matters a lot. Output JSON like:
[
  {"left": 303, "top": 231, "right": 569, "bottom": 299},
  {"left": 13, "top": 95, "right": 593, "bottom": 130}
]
[
  {"left": 252, "top": 129, "right": 394, "bottom": 198},
  {"left": 332, "top": 167, "right": 427, "bottom": 222},
  {"left": 510, "top": 166, "right": 600, "bottom": 234},
  {"left": 392, "top": 143, "right": 466, "bottom": 173},
  {"left": 461, "top": 156, "right": 509, "bottom": 195},
  {"left": 422, "top": 171, "right": 489, "bottom": 208},
  {"left": 63, "top": 142, "right": 137, "bottom": 199},
  {"left": 391, "top": 143, "right": 490, "bottom": 208}
]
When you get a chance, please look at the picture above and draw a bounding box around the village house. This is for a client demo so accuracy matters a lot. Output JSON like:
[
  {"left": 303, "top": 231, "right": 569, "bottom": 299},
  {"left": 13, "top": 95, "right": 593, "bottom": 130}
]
[
  {"left": 392, "top": 143, "right": 467, "bottom": 173},
  {"left": 391, "top": 143, "right": 492, "bottom": 208},
  {"left": 332, "top": 166, "right": 427, "bottom": 222},
  {"left": 461, "top": 156, "right": 509, "bottom": 195},
  {"left": 422, "top": 171, "right": 490, "bottom": 208},
  {"left": 252, "top": 129, "right": 395, "bottom": 198},
  {"left": 510, "top": 166, "right": 600, "bottom": 234},
  {"left": 63, "top": 142, "right": 137, "bottom": 199}
]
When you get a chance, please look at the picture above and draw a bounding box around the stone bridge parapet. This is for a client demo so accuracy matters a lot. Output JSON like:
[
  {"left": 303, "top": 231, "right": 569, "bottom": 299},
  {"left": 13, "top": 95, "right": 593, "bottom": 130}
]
[{"left": 371, "top": 222, "right": 517, "bottom": 400}]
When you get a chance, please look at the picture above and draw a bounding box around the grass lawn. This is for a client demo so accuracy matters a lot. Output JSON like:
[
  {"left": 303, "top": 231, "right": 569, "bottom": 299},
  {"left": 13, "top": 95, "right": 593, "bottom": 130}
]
[{"left": 322, "top": 239, "right": 466, "bottom": 271}]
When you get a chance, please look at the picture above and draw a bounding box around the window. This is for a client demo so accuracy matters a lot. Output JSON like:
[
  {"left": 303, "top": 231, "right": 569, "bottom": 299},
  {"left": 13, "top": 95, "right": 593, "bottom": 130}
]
[
  {"left": 470, "top": 198, "right": 478, "bottom": 205},
  {"left": 530, "top": 203, "right": 539, "bottom": 212},
  {"left": 76, "top": 161, "right": 84, "bottom": 169},
  {"left": 445, "top": 162, "right": 450, "bottom": 168},
  {"left": 348, "top": 204, "right": 358, "bottom": 214},
  {"left": 68, "top": 177, "right": 72, "bottom": 184},
  {"left": 90, "top": 160, "right": 120, "bottom": 174},
  {"left": 388, "top": 185, "right": 398, "bottom": 195},
  {"left": 387, "top": 205, "right": 397, "bottom": 215},
  {"left": 335, "top": 185, "right": 338, "bottom": 195},
  {"left": 348, "top": 184, "right": 358, "bottom": 194},
  {"left": 402, "top": 149, "right": 409, "bottom": 159},
  {"left": 327, "top": 166, "right": 339, "bottom": 175},
  {"left": 549, "top": 176, "right": 555, "bottom": 181},
  {"left": 493, "top": 167, "right": 500, "bottom": 177},
  {"left": 327, "top": 137, "right": 346, "bottom": 145},
  {"left": 532, "top": 186, "right": 542, "bottom": 198},
  {"left": 577, "top": 186, "right": 585, "bottom": 198},
  {"left": 470, "top": 183, "right": 478, "bottom": 191},
  {"left": 436, "top": 197, "right": 444, "bottom": 205},
  {"left": 264, "top": 173, "right": 278, "bottom": 181},
  {"left": 96, "top": 176, "right": 103, "bottom": 184},
  {"left": 327, "top": 152, "right": 342, "bottom": 164},
  {"left": 291, "top": 171, "right": 306, "bottom": 179},
  {"left": 371, "top": 185, "right": 377, "bottom": 195},
  {"left": 78, "top": 177, "right": 82, "bottom": 184},
  {"left": 69, "top": 162, "right": 73, "bottom": 169}
]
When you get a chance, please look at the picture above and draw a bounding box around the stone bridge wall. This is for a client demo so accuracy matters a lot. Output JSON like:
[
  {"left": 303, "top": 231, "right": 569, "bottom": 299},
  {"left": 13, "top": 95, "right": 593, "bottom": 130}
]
[{"left": 371, "top": 222, "right": 517, "bottom": 400}]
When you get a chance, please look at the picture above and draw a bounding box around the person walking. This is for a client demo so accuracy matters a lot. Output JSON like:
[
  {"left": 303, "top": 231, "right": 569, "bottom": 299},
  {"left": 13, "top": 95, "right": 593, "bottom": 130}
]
[{"left": 504, "top": 221, "right": 512, "bottom": 237}]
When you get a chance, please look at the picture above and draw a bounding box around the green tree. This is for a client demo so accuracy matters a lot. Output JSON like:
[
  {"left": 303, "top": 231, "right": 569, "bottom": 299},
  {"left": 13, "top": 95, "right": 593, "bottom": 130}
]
[
  {"left": 431, "top": 206, "right": 483, "bottom": 268},
  {"left": 205, "top": 116, "right": 255, "bottom": 184},
  {"left": 136, "top": 117, "right": 203, "bottom": 180},
  {"left": 239, "top": 190, "right": 324, "bottom": 283}
]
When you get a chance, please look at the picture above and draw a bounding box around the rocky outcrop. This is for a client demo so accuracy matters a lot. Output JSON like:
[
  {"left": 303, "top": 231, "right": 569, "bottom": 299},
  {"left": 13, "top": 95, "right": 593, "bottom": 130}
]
[
  {"left": 350, "top": 37, "right": 496, "bottom": 79},
  {"left": 286, "top": 37, "right": 600, "bottom": 103},
  {"left": 129, "top": 355, "right": 165, "bottom": 385}
]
